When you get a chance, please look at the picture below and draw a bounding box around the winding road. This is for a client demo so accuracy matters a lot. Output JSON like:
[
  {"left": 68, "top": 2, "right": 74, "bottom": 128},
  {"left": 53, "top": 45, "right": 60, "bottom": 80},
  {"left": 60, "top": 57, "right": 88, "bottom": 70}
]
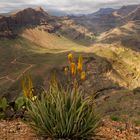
[{"left": 0, "top": 59, "right": 34, "bottom": 83}]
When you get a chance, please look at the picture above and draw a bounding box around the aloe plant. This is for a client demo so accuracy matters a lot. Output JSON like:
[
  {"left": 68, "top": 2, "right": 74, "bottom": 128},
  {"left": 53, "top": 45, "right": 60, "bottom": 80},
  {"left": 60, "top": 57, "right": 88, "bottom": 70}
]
[{"left": 26, "top": 83, "right": 99, "bottom": 139}]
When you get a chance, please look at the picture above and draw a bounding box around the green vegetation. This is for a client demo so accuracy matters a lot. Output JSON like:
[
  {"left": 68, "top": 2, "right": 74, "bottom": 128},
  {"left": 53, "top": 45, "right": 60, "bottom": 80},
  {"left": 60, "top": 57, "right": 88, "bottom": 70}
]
[
  {"left": 110, "top": 115, "right": 121, "bottom": 122},
  {"left": 0, "top": 98, "right": 8, "bottom": 111},
  {"left": 0, "top": 25, "right": 140, "bottom": 135},
  {"left": 26, "top": 84, "right": 99, "bottom": 139},
  {"left": 21, "top": 54, "right": 99, "bottom": 139},
  {"left": 134, "top": 119, "right": 140, "bottom": 126},
  {"left": 0, "top": 96, "right": 27, "bottom": 119}
]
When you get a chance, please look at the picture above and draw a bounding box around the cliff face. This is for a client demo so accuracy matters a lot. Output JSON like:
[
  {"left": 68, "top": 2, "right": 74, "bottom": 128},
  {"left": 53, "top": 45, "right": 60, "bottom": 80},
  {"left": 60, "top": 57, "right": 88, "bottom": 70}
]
[
  {"left": 10, "top": 8, "right": 48, "bottom": 27},
  {"left": 0, "top": 7, "right": 49, "bottom": 28},
  {"left": 0, "top": 7, "right": 50, "bottom": 38},
  {"left": 0, "top": 7, "right": 93, "bottom": 44}
]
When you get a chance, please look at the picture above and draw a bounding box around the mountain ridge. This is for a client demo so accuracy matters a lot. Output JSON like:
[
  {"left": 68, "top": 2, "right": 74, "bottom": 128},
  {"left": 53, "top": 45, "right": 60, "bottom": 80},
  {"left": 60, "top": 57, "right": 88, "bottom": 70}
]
[
  {"left": 70, "top": 4, "right": 140, "bottom": 33},
  {"left": 0, "top": 4, "right": 140, "bottom": 39}
]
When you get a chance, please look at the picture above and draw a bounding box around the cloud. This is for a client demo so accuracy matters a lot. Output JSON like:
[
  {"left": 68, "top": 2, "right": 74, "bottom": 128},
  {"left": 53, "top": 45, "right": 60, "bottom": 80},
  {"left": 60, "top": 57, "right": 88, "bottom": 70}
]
[{"left": 0, "top": 0, "right": 140, "bottom": 14}]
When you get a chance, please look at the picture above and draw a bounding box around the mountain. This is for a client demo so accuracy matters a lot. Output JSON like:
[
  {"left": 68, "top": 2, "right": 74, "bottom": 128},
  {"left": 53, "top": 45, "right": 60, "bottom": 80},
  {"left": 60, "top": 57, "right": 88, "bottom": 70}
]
[
  {"left": 96, "top": 21, "right": 140, "bottom": 50},
  {"left": 0, "top": 7, "right": 94, "bottom": 44},
  {"left": 94, "top": 6, "right": 140, "bottom": 50},
  {"left": 71, "top": 4, "right": 140, "bottom": 33},
  {"left": 89, "top": 8, "right": 115, "bottom": 16},
  {"left": 0, "top": 7, "right": 48, "bottom": 29},
  {"left": 0, "top": 8, "right": 55, "bottom": 34},
  {"left": 71, "top": 12, "right": 121, "bottom": 33},
  {"left": 126, "top": 6, "right": 140, "bottom": 21},
  {"left": 0, "top": 7, "right": 51, "bottom": 38},
  {"left": 70, "top": 8, "right": 121, "bottom": 33},
  {"left": 114, "top": 5, "right": 138, "bottom": 17},
  {"left": 1, "top": 8, "right": 48, "bottom": 28}
]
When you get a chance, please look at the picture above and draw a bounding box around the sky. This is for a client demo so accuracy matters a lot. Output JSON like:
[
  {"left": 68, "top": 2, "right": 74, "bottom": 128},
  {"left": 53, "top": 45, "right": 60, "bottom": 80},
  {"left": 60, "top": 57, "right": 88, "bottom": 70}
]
[{"left": 0, "top": 0, "right": 140, "bottom": 15}]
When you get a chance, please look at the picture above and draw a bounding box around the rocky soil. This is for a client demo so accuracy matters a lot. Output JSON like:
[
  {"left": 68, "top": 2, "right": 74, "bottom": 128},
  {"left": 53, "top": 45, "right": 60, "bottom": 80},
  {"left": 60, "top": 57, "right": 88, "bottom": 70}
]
[
  {"left": 0, "top": 118, "right": 140, "bottom": 140},
  {"left": 0, "top": 119, "right": 40, "bottom": 140}
]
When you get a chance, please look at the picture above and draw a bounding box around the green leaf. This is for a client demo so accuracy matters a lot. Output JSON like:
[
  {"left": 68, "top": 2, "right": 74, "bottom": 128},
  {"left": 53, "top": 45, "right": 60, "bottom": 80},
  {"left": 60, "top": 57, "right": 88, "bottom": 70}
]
[
  {"left": 25, "top": 85, "right": 100, "bottom": 139},
  {"left": 0, "top": 98, "right": 8, "bottom": 111},
  {"left": 15, "top": 96, "right": 26, "bottom": 111}
]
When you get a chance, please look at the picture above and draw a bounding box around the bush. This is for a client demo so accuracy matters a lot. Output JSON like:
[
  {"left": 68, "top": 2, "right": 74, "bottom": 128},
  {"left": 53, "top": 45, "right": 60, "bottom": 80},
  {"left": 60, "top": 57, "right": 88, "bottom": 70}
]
[
  {"left": 26, "top": 82, "right": 99, "bottom": 139},
  {"left": 24, "top": 53, "right": 100, "bottom": 139}
]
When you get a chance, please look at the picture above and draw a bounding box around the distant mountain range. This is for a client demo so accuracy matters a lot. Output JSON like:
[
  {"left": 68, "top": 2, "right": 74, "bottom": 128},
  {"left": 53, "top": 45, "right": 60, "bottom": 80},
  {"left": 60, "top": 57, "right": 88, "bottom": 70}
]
[
  {"left": 70, "top": 4, "right": 140, "bottom": 33},
  {"left": 0, "top": 4, "right": 140, "bottom": 44},
  {"left": 0, "top": 7, "right": 94, "bottom": 45}
]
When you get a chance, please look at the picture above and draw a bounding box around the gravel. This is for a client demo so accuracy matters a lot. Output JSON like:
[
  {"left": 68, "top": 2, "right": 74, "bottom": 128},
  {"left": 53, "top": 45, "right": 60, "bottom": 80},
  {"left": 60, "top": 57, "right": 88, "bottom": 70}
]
[{"left": 0, "top": 119, "right": 140, "bottom": 140}]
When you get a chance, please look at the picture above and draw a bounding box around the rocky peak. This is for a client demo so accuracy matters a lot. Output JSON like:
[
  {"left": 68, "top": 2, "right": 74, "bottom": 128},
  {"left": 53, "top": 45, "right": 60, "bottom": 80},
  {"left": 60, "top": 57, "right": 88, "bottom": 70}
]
[
  {"left": 5, "top": 7, "right": 49, "bottom": 27},
  {"left": 0, "top": 7, "right": 50, "bottom": 38},
  {"left": 35, "top": 6, "right": 44, "bottom": 12},
  {"left": 0, "top": 7, "right": 48, "bottom": 30}
]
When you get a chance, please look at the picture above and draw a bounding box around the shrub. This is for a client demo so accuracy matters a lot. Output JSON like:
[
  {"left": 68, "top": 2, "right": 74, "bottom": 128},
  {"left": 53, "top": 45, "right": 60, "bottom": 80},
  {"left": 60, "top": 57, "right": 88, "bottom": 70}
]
[
  {"left": 26, "top": 83, "right": 99, "bottom": 139},
  {"left": 24, "top": 53, "right": 100, "bottom": 139}
]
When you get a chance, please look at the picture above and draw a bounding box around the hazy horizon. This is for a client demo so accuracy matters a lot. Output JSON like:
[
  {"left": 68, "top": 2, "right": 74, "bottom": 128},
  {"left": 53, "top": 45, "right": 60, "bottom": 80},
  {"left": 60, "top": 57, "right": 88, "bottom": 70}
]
[{"left": 0, "top": 0, "right": 140, "bottom": 15}]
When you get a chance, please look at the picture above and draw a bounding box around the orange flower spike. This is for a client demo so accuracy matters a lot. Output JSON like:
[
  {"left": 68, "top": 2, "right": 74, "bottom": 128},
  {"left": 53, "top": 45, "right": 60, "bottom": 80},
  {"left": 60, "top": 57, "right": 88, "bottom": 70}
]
[
  {"left": 22, "top": 77, "right": 28, "bottom": 97},
  {"left": 77, "top": 64, "right": 82, "bottom": 73},
  {"left": 68, "top": 53, "right": 73, "bottom": 63},
  {"left": 81, "top": 71, "right": 86, "bottom": 81},
  {"left": 71, "top": 63, "right": 76, "bottom": 76},
  {"left": 79, "top": 55, "right": 83, "bottom": 64},
  {"left": 77, "top": 55, "right": 83, "bottom": 73}
]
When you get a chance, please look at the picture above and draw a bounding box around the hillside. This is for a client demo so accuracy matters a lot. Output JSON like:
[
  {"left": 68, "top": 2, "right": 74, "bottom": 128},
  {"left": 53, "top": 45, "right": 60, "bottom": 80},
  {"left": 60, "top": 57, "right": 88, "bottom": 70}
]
[
  {"left": 0, "top": 5, "right": 140, "bottom": 105},
  {"left": 0, "top": 7, "right": 94, "bottom": 45},
  {"left": 71, "top": 12, "right": 122, "bottom": 33},
  {"left": 97, "top": 21, "right": 140, "bottom": 50},
  {"left": 114, "top": 5, "right": 138, "bottom": 17},
  {"left": 71, "top": 4, "right": 140, "bottom": 33},
  {"left": 0, "top": 4, "right": 140, "bottom": 138},
  {"left": 126, "top": 6, "right": 140, "bottom": 20}
]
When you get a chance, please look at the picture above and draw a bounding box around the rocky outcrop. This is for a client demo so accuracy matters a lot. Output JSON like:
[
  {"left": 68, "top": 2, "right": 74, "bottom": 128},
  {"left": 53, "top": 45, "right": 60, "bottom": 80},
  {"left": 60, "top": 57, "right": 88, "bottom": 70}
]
[
  {"left": 0, "top": 16, "right": 16, "bottom": 38},
  {"left": 0, "top": 7, "right": 51, "bottom": 38},
  {"left": 1, "top": 7, "right": 49, "bottom": 28}
]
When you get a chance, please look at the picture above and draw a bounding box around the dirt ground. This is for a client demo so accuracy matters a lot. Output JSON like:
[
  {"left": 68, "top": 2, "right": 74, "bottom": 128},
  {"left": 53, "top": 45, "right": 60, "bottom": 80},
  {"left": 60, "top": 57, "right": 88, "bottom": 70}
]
[{"left": 0, "top": 118, "right": 140, "bottom": 140}]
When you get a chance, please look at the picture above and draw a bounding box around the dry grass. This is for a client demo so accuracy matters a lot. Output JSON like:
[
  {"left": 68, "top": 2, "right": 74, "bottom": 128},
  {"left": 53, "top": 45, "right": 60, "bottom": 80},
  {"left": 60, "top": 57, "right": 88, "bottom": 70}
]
[{"left": 21, "top": 27, "right": 87, "bottom": 52}]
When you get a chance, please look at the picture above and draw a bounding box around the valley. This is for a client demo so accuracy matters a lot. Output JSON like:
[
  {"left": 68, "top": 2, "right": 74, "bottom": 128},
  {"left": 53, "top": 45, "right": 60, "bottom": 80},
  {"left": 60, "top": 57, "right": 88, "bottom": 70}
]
[{"left": 0, "top": 3, "right": 140, "bottom": 139}]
